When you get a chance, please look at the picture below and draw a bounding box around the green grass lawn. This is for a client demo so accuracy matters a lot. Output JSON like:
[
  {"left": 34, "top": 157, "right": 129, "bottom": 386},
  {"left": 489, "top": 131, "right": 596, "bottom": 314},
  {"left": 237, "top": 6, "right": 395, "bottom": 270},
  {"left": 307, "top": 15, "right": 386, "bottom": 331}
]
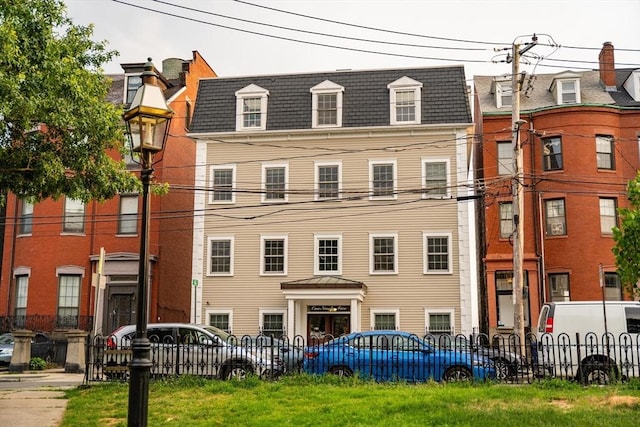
[{"left": 61, "top": 375, "right": 640, "bottom": 426}]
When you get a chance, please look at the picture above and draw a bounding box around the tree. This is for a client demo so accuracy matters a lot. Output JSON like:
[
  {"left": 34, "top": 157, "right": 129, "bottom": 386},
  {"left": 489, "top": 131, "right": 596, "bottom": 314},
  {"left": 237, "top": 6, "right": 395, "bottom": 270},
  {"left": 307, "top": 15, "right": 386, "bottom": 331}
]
[
  {"left": 0, "top": 0, "right": 139, "bottom": 205},
  {"left": 612, "top": 173, "right": 640, "bottom": 298}
]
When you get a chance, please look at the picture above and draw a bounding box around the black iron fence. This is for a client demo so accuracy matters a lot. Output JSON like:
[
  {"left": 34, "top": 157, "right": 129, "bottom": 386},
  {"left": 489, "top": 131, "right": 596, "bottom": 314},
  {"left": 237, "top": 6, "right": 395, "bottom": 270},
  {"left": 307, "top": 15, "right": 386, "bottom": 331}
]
[{"left": 85, "top": 331, "right": 640, "bottom": 385}]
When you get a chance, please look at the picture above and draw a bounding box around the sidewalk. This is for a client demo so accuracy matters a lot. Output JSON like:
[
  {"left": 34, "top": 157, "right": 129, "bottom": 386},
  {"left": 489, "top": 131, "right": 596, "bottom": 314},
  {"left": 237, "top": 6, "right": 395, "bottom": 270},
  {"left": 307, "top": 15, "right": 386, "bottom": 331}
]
[{"left": 0, "top": 368, "right": 85, "bottom": 427}]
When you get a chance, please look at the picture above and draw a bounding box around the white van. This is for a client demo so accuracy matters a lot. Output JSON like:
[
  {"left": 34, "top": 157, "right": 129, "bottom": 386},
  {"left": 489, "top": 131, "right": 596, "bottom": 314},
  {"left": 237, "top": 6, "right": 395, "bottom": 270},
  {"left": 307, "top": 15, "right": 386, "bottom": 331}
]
[{"left": 536, "top": 301, "right": 640, "bottom": 383}]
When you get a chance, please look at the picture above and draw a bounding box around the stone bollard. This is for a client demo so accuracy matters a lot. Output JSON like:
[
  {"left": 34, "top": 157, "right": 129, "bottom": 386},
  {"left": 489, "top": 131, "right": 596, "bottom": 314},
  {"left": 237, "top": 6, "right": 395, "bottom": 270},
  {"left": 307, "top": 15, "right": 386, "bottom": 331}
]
[
  {"left": 9, "top": 330, "right": 35, "bottom": 373},
  {"left": 65, "top": 330, "right": 88, "bottom": 373}
]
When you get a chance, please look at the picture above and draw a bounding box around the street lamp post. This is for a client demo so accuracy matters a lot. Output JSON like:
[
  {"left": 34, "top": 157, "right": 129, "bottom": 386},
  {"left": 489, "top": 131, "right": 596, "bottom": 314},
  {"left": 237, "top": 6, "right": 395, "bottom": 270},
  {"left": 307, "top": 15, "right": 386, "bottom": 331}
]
[{"left": 123, "top": 58, "right": 173, "bottom": 427}]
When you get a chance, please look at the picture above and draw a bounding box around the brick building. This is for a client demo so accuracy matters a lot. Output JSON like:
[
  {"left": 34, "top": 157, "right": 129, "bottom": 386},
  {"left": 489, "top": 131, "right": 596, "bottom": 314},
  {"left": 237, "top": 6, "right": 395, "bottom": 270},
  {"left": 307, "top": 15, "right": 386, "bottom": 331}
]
[
  {"left": 0, "top": 52, "right": 216, "bottom": 335},
  {"left": 474, "top": 42, "right": 640, "bottom": 336}
]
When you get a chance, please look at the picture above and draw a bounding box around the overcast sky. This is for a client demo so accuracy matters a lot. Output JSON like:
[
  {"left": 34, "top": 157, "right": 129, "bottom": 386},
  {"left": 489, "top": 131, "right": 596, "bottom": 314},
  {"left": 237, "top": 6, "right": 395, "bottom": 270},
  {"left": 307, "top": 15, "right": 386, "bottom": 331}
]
[{"left": 65, "top": 0, "right": 640, "bottom": 81}]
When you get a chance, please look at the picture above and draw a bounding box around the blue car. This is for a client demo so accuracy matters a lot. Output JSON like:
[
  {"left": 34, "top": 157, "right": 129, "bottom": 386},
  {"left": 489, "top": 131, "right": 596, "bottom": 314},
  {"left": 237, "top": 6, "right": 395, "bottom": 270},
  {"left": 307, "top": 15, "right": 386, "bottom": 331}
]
[{"left": 303, "top": 330, "right": 495, "bottom": 382}]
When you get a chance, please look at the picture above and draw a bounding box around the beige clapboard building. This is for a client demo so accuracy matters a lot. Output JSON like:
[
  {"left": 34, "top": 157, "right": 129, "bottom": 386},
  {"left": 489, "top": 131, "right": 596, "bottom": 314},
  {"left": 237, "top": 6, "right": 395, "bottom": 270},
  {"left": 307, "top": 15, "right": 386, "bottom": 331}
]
[{"left": 188, "top": 66, "right": 479, "bottom": 341}]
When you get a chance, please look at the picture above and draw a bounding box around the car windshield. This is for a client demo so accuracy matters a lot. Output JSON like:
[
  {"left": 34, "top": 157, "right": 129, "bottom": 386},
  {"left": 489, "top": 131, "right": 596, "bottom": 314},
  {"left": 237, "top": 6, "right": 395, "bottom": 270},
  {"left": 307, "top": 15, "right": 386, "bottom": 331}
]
[{"left": 202, "top": 325, "right": 231, "bottom": 341}]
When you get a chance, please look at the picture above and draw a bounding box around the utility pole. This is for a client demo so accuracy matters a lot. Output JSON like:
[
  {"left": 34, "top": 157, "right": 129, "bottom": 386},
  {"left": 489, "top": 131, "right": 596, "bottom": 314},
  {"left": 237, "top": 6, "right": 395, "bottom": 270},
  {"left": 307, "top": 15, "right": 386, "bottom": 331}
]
[{"left": 508, "top": 35, "right": 537, "bottom": 354}]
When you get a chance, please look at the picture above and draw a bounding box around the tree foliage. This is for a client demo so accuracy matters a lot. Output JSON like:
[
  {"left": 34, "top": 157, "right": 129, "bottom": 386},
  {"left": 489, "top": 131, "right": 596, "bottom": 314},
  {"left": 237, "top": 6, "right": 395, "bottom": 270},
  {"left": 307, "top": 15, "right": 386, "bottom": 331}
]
[
  {"left": 0, "top": 0, "right": 140, "bottom": 205},
  {"left": 612, "top": 173, "right": 640, "bottom": 297}
]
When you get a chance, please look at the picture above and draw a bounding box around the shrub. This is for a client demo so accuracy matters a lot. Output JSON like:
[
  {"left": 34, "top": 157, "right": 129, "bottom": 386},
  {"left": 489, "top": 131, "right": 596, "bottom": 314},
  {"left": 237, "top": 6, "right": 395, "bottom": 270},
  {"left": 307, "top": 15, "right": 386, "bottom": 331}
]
[{"left": 29, "top": 357, "right": 47, "bottom": 371}]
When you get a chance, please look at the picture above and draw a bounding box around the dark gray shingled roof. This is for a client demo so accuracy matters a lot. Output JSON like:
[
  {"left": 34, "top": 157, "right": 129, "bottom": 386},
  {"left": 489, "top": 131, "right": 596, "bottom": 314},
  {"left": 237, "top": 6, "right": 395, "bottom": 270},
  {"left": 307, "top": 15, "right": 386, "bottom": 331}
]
[{"left": 189, "top": 65, "right": 471, "bottom": 134}]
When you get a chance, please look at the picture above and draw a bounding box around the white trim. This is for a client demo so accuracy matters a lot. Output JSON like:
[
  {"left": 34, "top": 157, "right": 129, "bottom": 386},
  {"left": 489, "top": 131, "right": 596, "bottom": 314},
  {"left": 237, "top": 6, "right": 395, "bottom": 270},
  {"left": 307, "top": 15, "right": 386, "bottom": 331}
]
[
  {"left": 314, "top": 161, "right": 342, "bottom": 200},
  {"left": 421, "top": 157, "right": 451, "bottom": 199},
  {"left": 55, "top": 266, "right": 85, "bottom": 277},
  {"left": 258, "top": 308, "right": 287, "bottom": 334},
  {"left": 13, "top": 267, "right": 31, "bottom": 277},
  {"left": 370, "top": 308, "right": 400, "bottom": 330},
  {"left": 369, "top": 232, "right": 398, "bottom": 275},
  {"left": 260, "top": 234, "right": 288, "bottom": 276},
  {"left": 387, "top": 76, "right": 422, "bottom": 125},
  {"left": 422, "top": 231, "right": 453, "bottom": 274},
  {"left": 368, "top": 159, "right": 397, "bottom": 200},
  {"left": 313, "top": 233, "right": 343, "bottom": 275},
  {"left": 206, "top": 235, "right": 234, "bottom": 276},
  {"left": 204, "top": 308, "right": 234, "bottom": 333},
  {"left": 550, "top": 76, "right": 581, "bottom": 105},
  {"left": 191, "top": 139, "right": 208, "bottom": 324},
  {"left": 209, "top": 163, "right": 236, "bottom": 204},
  {"left": 424, "top": 308, "right": 455, "bottom": 334},
  {"left": 261, "top": 162, "right": 289, "bottom": 203},
  {"left": 310, "top": 80, "right": 344, "bottom": 128},
  {"left": 235, "top": 84, "right": 269, "bottom": 131},
  {"left": 495, "top": 80, "right": 512, "bottom": 108}
]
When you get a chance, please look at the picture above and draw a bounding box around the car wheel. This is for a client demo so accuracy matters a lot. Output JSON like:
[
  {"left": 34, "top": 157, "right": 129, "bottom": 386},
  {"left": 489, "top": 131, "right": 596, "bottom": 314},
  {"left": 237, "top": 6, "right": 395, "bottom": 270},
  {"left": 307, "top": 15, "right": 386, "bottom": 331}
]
[
  {"left": 328, "top": 366, "right": 353, "bottom": 377},
  {"left": 224, "top": 363, "right": 252, "bottom": 380},
  {"left": 442, "top": 366, "right": 472, "bottom": 382},
  {"left": 580, "top": 362, "right": 613, "bottom": 385},
  {"left": 493, "top": 359, "right": 513, "bottom": 380}
]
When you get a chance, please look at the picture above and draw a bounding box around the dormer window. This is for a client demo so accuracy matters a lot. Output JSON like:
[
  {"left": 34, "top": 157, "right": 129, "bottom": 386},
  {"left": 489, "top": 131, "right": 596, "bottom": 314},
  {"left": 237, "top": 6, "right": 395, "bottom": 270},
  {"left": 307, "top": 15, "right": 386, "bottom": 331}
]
[
  {"left": 311, "top": 80, "right": 344, "bottom": 128},
  {"left": 125, "top": 74, "right": 142, "bottom": 104},
  {"left": 388, "top": 77, "right": 422, "bottom": 125},
  {"left": 549, "top": 73, "right": 581, "bottom": 105},
  {"left": 622, "top": 69, "right": 640, "bottom": 102},
  {"left": 496, "top": 81, "right": 512, "bottom": 108},
  {"left": 235, "top": 84, "right": 269, "bottom": 131}
]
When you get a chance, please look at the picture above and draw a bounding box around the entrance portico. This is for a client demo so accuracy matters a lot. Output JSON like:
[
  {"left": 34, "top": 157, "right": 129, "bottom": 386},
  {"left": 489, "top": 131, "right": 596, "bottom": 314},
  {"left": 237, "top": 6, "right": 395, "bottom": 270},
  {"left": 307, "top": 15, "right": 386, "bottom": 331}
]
[{"left": 281, "top": 276, "right": 367, "bottom": 341}]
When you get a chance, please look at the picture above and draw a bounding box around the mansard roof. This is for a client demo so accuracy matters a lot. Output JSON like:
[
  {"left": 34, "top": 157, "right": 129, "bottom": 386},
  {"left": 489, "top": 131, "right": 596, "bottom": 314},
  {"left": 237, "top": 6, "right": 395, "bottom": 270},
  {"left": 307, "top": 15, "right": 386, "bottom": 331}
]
[{"left": 189, "top": 65, "right": 472, "bottom": 133}]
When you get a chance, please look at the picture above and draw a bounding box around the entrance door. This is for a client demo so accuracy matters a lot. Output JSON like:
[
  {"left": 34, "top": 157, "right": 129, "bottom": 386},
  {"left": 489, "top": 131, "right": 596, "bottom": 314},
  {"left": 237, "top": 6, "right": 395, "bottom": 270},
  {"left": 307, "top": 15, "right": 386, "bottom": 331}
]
[
  {"left": 108, "top": 294, "right": 134, "bottom": 334},
  {"left": 308, "top": 314, "right": 350, "bottom": 342}
]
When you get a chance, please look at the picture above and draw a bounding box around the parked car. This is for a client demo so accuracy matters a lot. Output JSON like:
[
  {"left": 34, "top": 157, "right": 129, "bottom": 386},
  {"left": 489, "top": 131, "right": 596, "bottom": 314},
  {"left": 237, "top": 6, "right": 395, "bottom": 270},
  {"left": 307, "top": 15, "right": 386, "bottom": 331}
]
[
  {"left": 435, "top": 335, "right": 528, "bottom": 380},
  {"left": 107, "top": 323, "right": 283, "bottom": 380},
  {"left": 303, "top": 330, "right": 495, "bottom": 382},
  {"left": 536, "top": 301, "right": 640, "bottom": 383},
  {"left": 0, "top": 332, "right": 55, "bottom": 366},
  {"left": 239, "top": 335, "right": 305, "bottom": 374}
]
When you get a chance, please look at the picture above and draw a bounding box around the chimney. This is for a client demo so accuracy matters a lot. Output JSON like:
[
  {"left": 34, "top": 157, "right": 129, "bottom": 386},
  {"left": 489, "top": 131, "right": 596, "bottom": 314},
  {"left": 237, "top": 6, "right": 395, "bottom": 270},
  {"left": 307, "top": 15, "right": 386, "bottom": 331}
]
[{"left": 598, "top": 42, "right": 616, "bottom": 91}]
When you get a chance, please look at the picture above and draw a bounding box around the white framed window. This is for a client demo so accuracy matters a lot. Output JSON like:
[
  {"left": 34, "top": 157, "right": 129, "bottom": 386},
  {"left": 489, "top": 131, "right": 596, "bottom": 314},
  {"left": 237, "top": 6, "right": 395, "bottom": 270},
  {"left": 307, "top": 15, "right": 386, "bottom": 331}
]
[
  {"left": 369, "top": 159, "right": 397, "bottom": 200},
  {"left": 63, "top": 198, "right": 85, "bottom": 233},
  {"left": 425, "top": 309, "right": 455, "bottom": 335},
  {"left": 497, "top": 141, "right": 513, "bottom": 175},
  {"left": 262, "top": 163, "right": 288, "bottom": 202},
  {"left": 314, "top": 233, "right": 342, "bottom": 275},
  {"left": 596, "top": 135, "right": 615, "bottom": 170},
  {"left": 57, "top": 274, "right": 81, "bottom": 328},
  {"left": 369, "top": 233, "right": 398, "bottom": 274},
  {"left": 545, "top": 198, "right": 566, "bottom": 236},
  {"left": 423, "top": 232, "right": 452, "bottom": 274},
  {"left": 259, "top": 309, "right": 286, "bottom": 337},
  {"left": 235, "top": 84, "right": 269, "bottom": 131},
  {"left": 19, "top": 199, "right": 34, "bottom": 235},
  {"left": 496, "top": 81, "right": 512, "bottom": 108},
  {"left": 311, "top": 80, "right": 344, "bottom": 128},
  {"left": 124, "top": 74, "right": 142, "bottom": 104},
  {"left": 599, "top": 197, "right": 617, "bottom": 234},
  {"left": 206, "top": 309, "right": 233, "bottom": 334},
  {"left": 207, "top": 236, "right": 234, "bottom": 276},
  {"left": 388, "top": 76, "right": 422, "bottom": 125},
  {"left": 371, "top": 309, "right": 400, "bottom": 330},
  {"left": 315, "top": 161, "right": 342, "bottom": 200},
  {"left": 550, "top": 75, "right": 581, "bottom": 105},
  {"left": 422, "top": 157, "right": 450, "bottom": 198},
  {"left": 261, "top": 235, "right": 288, "bottom": 275},
  {"left": 14, "top": 275, "right": 29, "bottom": 318},
  {"left": 499, "top": 202, "right": 514, "bottom": 239},
  {"left": 209, "top": 164, "right": 236, "bottom": 204},
  {"left": 118, "top": 194, "right": 138, "bottom": 235}
]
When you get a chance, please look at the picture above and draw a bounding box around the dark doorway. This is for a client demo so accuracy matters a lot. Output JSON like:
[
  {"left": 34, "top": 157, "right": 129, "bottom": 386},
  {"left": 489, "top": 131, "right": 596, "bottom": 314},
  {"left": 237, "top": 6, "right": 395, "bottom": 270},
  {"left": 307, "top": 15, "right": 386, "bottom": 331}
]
[{"left": 308, "top": 313, "right": 350, "bottom": 342}]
